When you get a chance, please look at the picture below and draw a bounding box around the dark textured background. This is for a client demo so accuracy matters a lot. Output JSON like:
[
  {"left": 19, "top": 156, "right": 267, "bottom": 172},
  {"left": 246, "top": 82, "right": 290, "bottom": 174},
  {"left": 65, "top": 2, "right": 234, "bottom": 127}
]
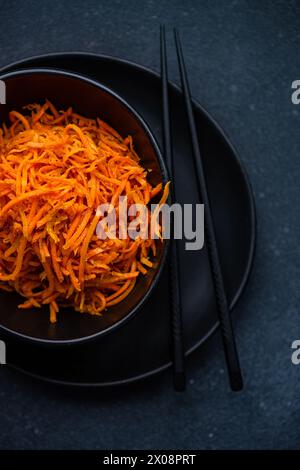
[{"left": 0, "top": 0, "right": 299, "bottom": 450}]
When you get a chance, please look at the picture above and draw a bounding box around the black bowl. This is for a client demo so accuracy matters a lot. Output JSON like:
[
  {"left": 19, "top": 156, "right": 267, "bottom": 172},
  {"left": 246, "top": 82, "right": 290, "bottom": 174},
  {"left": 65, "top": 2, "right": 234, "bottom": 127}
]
[{"left": 0, "top": 68, "right": 169, "bottom": 345}]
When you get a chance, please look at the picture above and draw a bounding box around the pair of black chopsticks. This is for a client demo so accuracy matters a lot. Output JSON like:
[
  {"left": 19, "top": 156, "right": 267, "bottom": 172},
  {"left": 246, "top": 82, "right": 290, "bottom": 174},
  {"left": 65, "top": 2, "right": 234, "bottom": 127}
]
[{"left": 160, "top": 26, "right": 243, "bottom": 392}]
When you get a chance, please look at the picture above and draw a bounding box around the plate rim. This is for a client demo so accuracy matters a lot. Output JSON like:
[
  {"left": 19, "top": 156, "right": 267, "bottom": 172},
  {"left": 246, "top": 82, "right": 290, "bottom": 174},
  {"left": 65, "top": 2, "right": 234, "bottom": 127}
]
[{"left": 0, "top": 52, "right": 256, "bottom": 387}]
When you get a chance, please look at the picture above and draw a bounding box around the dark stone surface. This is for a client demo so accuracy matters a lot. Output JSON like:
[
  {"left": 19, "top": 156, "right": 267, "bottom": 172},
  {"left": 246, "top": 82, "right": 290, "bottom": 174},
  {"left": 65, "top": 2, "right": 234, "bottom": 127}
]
[{"left": 0, "top": 0, "right": 299, "bottom": 450}]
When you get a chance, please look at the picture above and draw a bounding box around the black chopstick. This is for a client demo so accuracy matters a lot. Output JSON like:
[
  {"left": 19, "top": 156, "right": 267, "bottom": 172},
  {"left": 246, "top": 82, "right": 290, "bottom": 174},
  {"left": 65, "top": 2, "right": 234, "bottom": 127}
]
[
  {"left": 160, "top": 25, "right": 186, "bottom": 392},
  {"left": 174, "top": 28, "right": 243, "bottom": 391}
]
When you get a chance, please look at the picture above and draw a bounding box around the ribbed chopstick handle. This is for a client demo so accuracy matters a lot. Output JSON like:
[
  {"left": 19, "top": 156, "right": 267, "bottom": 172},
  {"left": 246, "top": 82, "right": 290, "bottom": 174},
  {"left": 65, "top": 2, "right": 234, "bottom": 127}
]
[
  {"left": 169, "top": 233, "right": 185, "bottom": 391},
  {"left": 205, "top": 224, "right": 243, "bottom": 391}
]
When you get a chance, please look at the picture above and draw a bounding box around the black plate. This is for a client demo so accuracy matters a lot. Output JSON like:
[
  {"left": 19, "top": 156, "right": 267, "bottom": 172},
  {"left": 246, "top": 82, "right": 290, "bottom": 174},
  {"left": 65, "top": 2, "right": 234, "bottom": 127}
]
[{"left": 0, "top": 53, "right": 255, "bottom": 387}]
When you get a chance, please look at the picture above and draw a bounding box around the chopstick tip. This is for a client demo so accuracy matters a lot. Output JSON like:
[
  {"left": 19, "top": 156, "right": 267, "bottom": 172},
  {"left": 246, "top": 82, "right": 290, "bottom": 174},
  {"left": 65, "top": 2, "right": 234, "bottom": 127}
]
[
  {"left": 174, "top": 371, "right": 186, "bottom": 392},
  {"left": 230, "top": 371, "right": 244, "bottom": 392}
]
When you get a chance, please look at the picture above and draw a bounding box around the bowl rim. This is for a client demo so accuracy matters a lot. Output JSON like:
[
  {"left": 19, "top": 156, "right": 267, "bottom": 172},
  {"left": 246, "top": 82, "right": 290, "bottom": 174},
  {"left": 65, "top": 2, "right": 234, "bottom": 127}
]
[{"left": 0, "top": 67, "right": 170, "bottom": 346}]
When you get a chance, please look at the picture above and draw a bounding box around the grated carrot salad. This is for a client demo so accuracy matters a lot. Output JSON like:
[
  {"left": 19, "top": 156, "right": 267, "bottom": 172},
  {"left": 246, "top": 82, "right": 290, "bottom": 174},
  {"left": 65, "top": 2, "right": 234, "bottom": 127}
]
[{"left": 0, "top": 101, "right": 169, "bottom": 323}]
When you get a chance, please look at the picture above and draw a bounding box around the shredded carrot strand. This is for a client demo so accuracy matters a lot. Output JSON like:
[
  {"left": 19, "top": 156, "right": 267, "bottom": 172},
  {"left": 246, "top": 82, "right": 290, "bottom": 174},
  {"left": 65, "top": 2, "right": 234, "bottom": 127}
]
[{"left": 0, "top": 102, "right": 169, "bottom": 323}]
